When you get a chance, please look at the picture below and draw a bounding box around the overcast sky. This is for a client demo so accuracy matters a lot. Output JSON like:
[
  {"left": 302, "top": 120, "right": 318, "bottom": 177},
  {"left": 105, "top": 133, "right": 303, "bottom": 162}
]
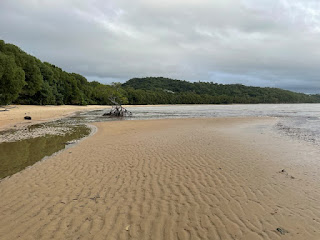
[{"left": 1, "top": 0, "right": 320, "bottom": 93}]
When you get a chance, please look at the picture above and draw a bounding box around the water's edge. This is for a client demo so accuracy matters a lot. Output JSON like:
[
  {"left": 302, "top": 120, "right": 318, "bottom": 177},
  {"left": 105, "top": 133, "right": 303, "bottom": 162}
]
[
  {"left": 1, "top": 104, "right": 319, "bottom": 180},
  {"left": 0, "top": 110, "right": 99, "bottom": 180}
]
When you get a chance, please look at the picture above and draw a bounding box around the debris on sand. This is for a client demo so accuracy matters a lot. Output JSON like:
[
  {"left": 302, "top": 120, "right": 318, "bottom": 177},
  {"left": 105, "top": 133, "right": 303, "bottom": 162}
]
[
  {"left": 276, "top": 227, "right": 289, "bottom": 235},
  {"left": 278, "top": 169, "right": 296, "bottom": 180}
]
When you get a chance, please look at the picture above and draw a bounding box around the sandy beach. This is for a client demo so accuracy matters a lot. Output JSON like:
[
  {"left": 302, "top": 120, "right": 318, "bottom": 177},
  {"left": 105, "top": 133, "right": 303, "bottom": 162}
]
[
  {"left": 1, "top": 116, "right": 320, "bottom": 239},
  {"left": 0, "top": 105, "right": 108, "bottom": 131}
]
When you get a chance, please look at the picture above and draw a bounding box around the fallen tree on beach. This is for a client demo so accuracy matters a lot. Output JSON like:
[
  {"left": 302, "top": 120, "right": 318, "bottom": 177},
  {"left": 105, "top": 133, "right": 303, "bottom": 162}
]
[
  {"left": 103, "top": 105, "right": 132, "bottom": 117},
  {"left": 102, "top": 97, "right": 132, "bottom": 117}
]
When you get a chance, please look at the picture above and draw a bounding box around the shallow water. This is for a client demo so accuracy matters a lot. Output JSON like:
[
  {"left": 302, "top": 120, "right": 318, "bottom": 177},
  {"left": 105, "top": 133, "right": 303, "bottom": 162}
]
[
  {"left": 0, "top": 124, "right": 90, "bottom": 179},
  {"left": 98, "top": 104, "right": 320, "bottom": 145}
]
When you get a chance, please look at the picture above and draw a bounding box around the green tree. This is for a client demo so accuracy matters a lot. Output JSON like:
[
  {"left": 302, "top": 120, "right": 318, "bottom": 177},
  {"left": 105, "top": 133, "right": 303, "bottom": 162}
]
[
  {"left": 20, "top": 56, "right": 43, "bottom": 96},
  {"left": 0, "top": 53, "right": 25, "bottom": 104}
]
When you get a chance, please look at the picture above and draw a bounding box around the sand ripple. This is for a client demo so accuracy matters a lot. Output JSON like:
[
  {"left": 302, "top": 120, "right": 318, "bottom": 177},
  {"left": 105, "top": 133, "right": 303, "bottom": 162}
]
[{"left": 0, "top": 118, "right": 320, "bottom": 239}]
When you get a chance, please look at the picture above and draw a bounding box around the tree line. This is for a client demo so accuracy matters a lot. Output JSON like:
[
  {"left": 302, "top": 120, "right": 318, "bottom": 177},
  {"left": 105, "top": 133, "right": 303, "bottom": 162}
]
[
  {"left": 123, "top": 77, "right": 320, "bottom": 104},
  {"left": 1, "top": 40, "right": 319, "bottom": 106}
]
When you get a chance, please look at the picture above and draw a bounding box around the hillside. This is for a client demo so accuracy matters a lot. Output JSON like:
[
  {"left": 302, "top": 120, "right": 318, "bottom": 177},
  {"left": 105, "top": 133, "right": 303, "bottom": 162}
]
[{"left": 123, "top": 77, "right": 320, "bottom": 104}]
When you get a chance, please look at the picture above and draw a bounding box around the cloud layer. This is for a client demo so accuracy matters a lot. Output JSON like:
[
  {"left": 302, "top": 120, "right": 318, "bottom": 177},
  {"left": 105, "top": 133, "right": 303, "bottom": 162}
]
[{"left": 1, "top": 0, "right": 320, "bottom": 93}]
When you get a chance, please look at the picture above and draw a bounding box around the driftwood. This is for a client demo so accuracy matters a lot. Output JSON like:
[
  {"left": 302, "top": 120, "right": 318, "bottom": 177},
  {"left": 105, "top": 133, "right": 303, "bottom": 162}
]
[
  {"left": 103, "top": 105, "right": 132, "bottom": 117},
  {"left": 102, "top": 97, "right": 132, "bottom": 117}
]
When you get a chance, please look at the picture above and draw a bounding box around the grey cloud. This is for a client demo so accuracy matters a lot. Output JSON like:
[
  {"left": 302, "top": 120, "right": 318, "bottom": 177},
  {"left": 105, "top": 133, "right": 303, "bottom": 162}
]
[{"left": 0, "top": 0, "right": 320, "bottom": 93}]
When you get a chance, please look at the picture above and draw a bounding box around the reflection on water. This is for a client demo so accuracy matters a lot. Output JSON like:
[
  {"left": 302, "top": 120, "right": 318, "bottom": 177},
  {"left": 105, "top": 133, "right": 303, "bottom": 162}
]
[{"left": 0, "top": 125, "right": 90, "bottom": 179}]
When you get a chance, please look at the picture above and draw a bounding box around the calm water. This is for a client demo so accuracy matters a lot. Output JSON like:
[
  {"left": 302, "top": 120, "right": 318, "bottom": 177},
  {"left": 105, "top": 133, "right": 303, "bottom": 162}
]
[
  {"left": 95, "top": 104, "right": 320, "bottom": 145},
  {"left": 0, "top": 123, "right": 90, "bottom": 179},
  {"left": 1, "top": 104, "right": 320, "bottom": 179},
  {"left": 78, "top": 104, "right": 320, "bottom": 120}
]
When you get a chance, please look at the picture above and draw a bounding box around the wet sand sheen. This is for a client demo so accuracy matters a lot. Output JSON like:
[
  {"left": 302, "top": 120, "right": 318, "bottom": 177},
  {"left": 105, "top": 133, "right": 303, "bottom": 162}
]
[{"left": 0, "top": 118, "right": 320, "bottom": 240}]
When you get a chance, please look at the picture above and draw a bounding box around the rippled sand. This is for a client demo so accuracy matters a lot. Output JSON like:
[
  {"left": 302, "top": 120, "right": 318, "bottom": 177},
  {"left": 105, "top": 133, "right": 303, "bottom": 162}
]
[
  {"left": 1, "top": 118, "right": 320, "bottom": 240},
  {"left": 0, "top": 105, "right": 107, "bottom": 130}
]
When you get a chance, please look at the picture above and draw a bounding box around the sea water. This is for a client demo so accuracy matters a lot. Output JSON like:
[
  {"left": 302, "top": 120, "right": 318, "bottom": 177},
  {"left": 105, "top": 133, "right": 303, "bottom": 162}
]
[{"left": 83, "top": 104, "right": 320, "bottom": 145}]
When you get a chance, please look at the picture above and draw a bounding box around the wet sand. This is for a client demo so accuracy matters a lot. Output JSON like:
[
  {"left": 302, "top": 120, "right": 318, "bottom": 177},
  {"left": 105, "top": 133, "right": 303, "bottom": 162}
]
[
  {"left": 0, "top": 105, "right": 107, "bottom": 131},
  {"left": 1, "top": 118, "right": 320, "bottom": 239}
]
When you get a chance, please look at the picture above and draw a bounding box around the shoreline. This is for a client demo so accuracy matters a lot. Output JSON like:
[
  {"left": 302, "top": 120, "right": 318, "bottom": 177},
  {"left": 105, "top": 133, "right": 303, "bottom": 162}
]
[
  {"left": 1, "top": 117, "right": 320, "bottom": 239},
  {"left": 0, "top": 105, "right": 109, "bottom": 131}
]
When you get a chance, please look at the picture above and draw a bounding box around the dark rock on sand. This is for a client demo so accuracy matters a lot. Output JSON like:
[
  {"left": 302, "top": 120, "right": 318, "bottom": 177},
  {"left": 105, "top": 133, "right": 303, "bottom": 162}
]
[{"left": 276, "top": 227, "right": 289, "bottom": 235}]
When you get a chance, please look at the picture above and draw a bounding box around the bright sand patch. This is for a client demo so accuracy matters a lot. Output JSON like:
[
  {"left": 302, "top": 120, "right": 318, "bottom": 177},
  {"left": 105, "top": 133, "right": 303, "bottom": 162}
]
[
  {"left": 0, "top": 118, "right": 320, "bottom": 240},
  {"left": 0, "top": 105, "right": 108, "bottom": 130}
]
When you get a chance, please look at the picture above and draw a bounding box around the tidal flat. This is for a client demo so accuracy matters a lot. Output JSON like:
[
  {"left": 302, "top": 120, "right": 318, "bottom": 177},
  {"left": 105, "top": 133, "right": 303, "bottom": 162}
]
[
  {"left": 1, "top": 118, "right": 320, "bottom": 239},
  {"left": 1, "top": 104, "right": 320, "bottom": 239}
]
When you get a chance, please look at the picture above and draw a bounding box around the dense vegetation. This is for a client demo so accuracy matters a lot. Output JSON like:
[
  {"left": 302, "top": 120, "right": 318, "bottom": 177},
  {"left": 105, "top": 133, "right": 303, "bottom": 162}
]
[
  {"left": 1, "top": 40, "right": 319, "bottom": 105},
  {"left": 0, "top": 40, "right": 127, "bottom": 105}
]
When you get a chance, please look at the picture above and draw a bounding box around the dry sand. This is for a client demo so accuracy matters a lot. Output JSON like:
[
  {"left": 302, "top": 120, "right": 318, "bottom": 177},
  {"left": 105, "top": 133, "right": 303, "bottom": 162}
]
[
  {"left": 1, "top": 118, "right": 320, "bottom": 240},
  {"left": 0, "top": 105, "right": 108, "bottom": 131}
]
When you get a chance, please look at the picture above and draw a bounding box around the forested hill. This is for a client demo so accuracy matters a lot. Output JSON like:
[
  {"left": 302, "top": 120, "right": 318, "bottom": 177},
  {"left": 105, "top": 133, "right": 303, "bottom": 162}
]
[
  {"left": 1, "top": 39, "right": 319, "bottom": 105},
  {"left": 123, "top": 77, "right": 320, "bottom": 104},
  {"left": 0, "top": 40, "right": 126, "bottom": 105}
]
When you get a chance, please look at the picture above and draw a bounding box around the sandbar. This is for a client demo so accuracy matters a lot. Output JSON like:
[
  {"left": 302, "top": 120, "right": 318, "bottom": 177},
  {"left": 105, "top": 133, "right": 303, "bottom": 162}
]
[{"left": 0, "top": 117, "right": 320, "bottom": 239}]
